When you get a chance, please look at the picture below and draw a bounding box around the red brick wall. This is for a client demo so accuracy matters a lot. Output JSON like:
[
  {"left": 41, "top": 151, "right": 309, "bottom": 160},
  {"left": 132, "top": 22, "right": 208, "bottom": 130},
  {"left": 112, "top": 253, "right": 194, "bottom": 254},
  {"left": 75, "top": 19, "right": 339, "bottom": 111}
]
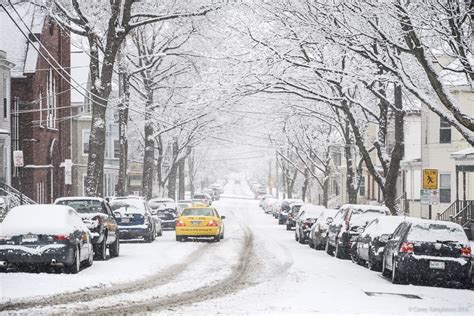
[{"left": 11, "top": 18, "right": 71, "bottom": 203}]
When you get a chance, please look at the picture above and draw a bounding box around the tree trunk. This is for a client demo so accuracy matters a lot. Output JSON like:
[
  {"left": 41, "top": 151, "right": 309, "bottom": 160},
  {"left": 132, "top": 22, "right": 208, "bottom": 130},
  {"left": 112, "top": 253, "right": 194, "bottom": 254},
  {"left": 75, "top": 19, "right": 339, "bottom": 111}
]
[
  {"left": 322, "top": 176, "right": 329, "bottom": 208},
  {"left": 142, "top": 88, "right": 155, "bottom": 200},
  {"left": 302, "top": 168, "right": 309, "bottom": 202},
  {"left": 167, "top": 141, "right": 179, "bottom": 200},
  {"left": 344, "top": 136, "right": 358, "bottom": 204},
  {"left": 188, "top": 149, "right": 195, "bottom": 197},
  {"left": 178, "top": 158, "right": 185, "bottom": 200},
  {"left": 116, "top": 72, "right": 130, "bottom": 197}
]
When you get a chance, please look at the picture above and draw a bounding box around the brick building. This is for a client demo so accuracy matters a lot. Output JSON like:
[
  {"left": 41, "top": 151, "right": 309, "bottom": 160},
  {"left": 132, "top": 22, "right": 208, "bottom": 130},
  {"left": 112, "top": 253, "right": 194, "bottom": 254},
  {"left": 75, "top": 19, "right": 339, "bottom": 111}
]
[{"left": 0, "top": 3, "right": 71, "bottom": 202}]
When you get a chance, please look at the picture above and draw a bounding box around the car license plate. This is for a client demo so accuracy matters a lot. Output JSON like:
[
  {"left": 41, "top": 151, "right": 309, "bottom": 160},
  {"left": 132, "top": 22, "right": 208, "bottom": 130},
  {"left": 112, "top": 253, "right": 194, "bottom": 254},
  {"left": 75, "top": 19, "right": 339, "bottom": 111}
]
[
  {"left": 191, "top": 221, "right": 201, "bottom": 226},
  {"left": 429, "top": 261, "right": 445, "bottom": 270},
  {"left": 22, "top": 234, "right": 38, "bottom": 242},
  {"left": 121, "top": 218, "right": 130, "bottom": 223}
]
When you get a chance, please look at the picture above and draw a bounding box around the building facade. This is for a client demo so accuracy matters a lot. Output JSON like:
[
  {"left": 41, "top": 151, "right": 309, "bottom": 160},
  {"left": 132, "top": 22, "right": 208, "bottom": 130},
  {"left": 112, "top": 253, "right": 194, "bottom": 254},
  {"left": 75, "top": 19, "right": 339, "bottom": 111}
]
[
  {"left": 0, "top": 50, "right": 14, "bottom": 185},
  {"left": 0, "top": 4, "right": 71, "bottom": 202}
]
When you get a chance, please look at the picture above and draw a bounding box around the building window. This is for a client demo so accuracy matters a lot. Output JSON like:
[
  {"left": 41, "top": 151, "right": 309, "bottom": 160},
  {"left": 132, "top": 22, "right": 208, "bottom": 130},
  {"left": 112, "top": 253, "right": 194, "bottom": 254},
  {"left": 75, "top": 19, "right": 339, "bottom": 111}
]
[
  {"left": 439, "top": 173, "right": 451, "bottom": 203},
  {"left": 3, "top": 75, "right": 7, "bottom": 118},
  {"left": 82, "top": 129, "right": 90, "bottom": 155},
  {"left": 439, "top": 117, "right": 451, "bottom": 144},
  {"left": 359, "top": 176, "right": 365, "bottom": 196},
  {"left": 114, "top": 139, "right": 120, "bottom": 159},
  {"left": 46, "top": 68, "right": 57, "bottom": 128},
  {"left": 332, "top": 151, "right": 342, "bottom": 167}
]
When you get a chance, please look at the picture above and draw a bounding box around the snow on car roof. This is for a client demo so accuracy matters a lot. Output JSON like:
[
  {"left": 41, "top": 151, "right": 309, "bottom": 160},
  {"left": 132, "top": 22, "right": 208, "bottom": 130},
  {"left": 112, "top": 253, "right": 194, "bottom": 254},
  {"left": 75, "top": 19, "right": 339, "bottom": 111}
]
[
  {"left": 114, "top": 206, "right": 146, "bottom": 215},
  {"left": 55, "top": 196, "right": 105, "bottom": 203},
  {"left": 110, "top": 199, "right": 146, "bottom": 210},
  {"left": 1, "top": 205, "right": 84, "bottom": 236},
  {"left": 365, "top": 216, "right": 407, "bottom": 236},
  {"left": 406, "top": 218, "right": 468, "bottom": 243},
  {"left": 343, "top": 204, "right": 390, "bottom": 214}
]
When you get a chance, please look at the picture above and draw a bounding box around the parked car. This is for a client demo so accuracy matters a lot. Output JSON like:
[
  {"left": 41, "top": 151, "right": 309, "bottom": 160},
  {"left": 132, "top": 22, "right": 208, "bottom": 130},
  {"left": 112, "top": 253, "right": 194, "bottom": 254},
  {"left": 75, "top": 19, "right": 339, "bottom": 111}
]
[
  {"left": 262, "top": 197, "right": 278, "bottom": 214},
  {"left": 270, "top": 199, "right": 284, "bottom": 218},
  {"left": 285, "top": 203, "right": 304, "bottom": 229},
  {"left": 0, "top": 205, "right": 93, "bottom": 273},
  {"left": 55, "top": 197, "right": 120, "bottom": 260},
  {"left": 352, "top": 216, "right": 406, "bottom": 270},
  {"left": 259, "top": 195, "right": 273, "bottom": 208},
  {"left": 148, "top": 197, "right": 175, "bottom": 211},
  {"left": 309, "top": 208, "right": 339, "bottom": 250},
  {"left": 295, "top": 205, "right": 326, "bottom": 244},
  {"left": 279, "top": 202, "right": 303, "bottom": 225},
  {"left": 193, "top": 193, "right": 213, "bottom": 206},
  {"left": 175, "top": 206, "right": 225, "bottom": 242},
  {"left": 110, "top": 198, "right": 158, "bottom": 242},
  {"left": 326, "top": 204, "right": 390, "bottom": 259},
  {"left": 382, "top": 218, "right": 471, "bottom": 288}
]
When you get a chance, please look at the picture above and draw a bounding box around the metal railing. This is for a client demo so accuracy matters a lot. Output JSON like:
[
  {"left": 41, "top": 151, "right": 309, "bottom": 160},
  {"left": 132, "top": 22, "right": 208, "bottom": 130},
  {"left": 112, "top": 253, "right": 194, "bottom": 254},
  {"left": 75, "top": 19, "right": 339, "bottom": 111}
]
[
  {"left": 437, "top": 200, "right": 458, "bottom": 221},
  {"left": 0, "top": 181, "right": 36, "bottom": 221}
]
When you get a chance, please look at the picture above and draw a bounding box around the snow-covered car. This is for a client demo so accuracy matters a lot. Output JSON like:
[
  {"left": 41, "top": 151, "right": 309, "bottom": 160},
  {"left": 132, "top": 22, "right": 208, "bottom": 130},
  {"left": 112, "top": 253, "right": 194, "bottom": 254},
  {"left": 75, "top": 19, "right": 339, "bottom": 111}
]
[
  {"left": 382, "top": 218, "right": 471, "bottom": 288},
  {"left": 0, "top": 205, "right": 93, "bottom": 273},
  {"left": 148, "top": 197, "right": 175, "bottom": 211},
  {"left": 308, "top": 208, "right": 339, "bottom": 250},
  {"left": 326, "top": 204, "right": 391, "bottom": 259},
  {"left": 283, "top": 202, "right": 304, "bottom": 228},
  {"left": 277, "top": 199, "right": 303, "bottom": 220},
  {"left": 157, "top": 210, "right": 176, "bottom": 230},
  {"left": 55, "top": 197, "right": 120, "bottom": 260},
  {"left": 110, "top": 198, "right": 159, "bottom": 241},
  {"left": 176, "top": 206, "right": 225, "bottom": 242},
  {"left": 295, "top": 205, "right": 326, "bottom": 244},
  {"left": 352, "top": 216, "right": 406, "bottom": 270},
  {"left": 262, "top": 197, "right": 277, "bottom": 214},
  {"left": 192, "top": 193, "right": 213, "bottom": 206},
  {"left": 259, "top": 195, "right": 273, "bottom": 208}
]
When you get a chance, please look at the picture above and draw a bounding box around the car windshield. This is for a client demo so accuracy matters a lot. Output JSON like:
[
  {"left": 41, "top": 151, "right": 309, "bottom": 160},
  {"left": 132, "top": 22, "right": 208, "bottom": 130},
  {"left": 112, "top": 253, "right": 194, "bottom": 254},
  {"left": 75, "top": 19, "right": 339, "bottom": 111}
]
[
  {"left": 181, "top": 208, "right": 214, "bottom": 216},
  {"left": 407, "top": 223, "right": 468, "bottom": 243},
  {"left": 158, "top": 212, "right": 175, "bottom": 220},
  {"left": 350, "top": 211, "right": 386, "bottom": 227},
  {"left": 110, "top": 200, "right": 144, "bottom": 211},
  {"left": 56, "top": 200, "right": 105, "bottom": 214}
]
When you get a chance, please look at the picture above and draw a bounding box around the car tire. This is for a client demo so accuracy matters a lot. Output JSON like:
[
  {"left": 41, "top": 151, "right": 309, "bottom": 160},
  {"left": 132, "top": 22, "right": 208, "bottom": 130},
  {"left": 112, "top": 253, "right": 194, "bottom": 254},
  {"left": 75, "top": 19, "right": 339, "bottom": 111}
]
[
  {"left": 67, "top": 246, "right": 81, "bottom": 274},
  {"left": 286, "top": 225, "right": 291, "bottom": 231},
  {"left": 158, "top": 229, "right": 163, "bottom": 237},
  {"left": 391, "top": 258, "right": 407, "bottom": 284},
  {"left": 176, "top": 236, "right": 182, "bottom": 242},
  {"left": 308, "top": 239, "right": 314, "bottom": 248},
  {"left": 367, "top": 248, "right": 379, "bottom": 271},
  {"left": 462, "top": 278, "right": 472, "bottom": 289},
  {"left": 381, "top": 256, "right": 390, "bottom": 277},
  {"left": 94, "top": 236, "right": 108, "bottom": 261},
  {"left": 214, "top": 234, "right": 221, "bottom": 242},
  {"left": 295, "top": 231, "right": 299, "bottom": 242},
  {"left": 335, "top": 239, "right": 344, "bottom": 259},
  {"left": 109, "top": 236, "right": 120, "bottom": 258},
  {"left": 144, "top": 232, "right": 154, "bottom": 243},
  {"left": 325, "top": 240, "right": 334, "bottom": 256},
  {"left": 299, "top": 233, "right": 305, "bottom": 244}
]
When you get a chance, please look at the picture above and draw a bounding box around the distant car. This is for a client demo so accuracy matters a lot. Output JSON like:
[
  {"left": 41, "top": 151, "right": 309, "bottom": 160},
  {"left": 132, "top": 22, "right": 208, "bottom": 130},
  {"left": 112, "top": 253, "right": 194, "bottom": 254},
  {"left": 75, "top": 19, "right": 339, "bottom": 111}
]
[
  {"left": 0, "top": 205, "right": 93, "bottom": 273},
  {"left": 382, "top": 218, "right": 471, "bottom": 288},
  {"left": 110, "top": 199, "right": 158, "bottom": 242},
  {"left": 193, "top": 193, "right": 212, "bottom": 206},
  {"left": 175, "top": 206, "right": 225, "bottom": 242},
  {"left": 177, "top": 200, "right": 193, "bottom": 215},
  {"left": 262, "top": 197, "right": 277, "bottom": 214},
  {"left": 259, "top": 195, "right": 273, "bottom": 208},
  {"left": 326, "top": 204, "right": 390, "bottom": 259},
  {"left": 352, "top": 216, "right": 406, "bottom": 270},
  {"left": 309, "top": 208, "right": 339, "bottom": 250},
  {"left": 55, "top": 197, "right": 120, "bottom": 260},
  {"left": 157, "top": 211, "right": 177, "bottom": 230},
  {"left": 148, "top": 197, "right": 175, "bottom": 211},
  {"left": 278, "top": 199, "right": 303, "bottom": 219},
  {"left": 295, "top": 205, "right": 326, "bottom": 244},
  {"left": 284, "top": 203, "right": 304, "bottom": 228}
]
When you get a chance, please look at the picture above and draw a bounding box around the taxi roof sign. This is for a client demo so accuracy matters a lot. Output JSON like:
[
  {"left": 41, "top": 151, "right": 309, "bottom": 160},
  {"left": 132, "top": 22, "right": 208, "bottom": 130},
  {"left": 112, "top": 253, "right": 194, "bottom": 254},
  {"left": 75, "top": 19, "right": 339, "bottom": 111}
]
[{"left": 423, "top": 169, "right": 438, "bottom": 190}]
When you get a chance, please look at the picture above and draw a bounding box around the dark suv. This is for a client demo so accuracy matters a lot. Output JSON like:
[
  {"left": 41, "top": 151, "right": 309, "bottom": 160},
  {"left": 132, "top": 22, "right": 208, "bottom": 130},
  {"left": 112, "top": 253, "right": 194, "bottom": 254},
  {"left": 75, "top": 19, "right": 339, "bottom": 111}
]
[
  {"left": 382, "top": 218, "right": 471, "bottom": 288},
  {"left": 55, "top": 197, "right": 120, "bottom": 260},
  {"left": 326, "top": 204, "right": 390, "bottom": 259}
]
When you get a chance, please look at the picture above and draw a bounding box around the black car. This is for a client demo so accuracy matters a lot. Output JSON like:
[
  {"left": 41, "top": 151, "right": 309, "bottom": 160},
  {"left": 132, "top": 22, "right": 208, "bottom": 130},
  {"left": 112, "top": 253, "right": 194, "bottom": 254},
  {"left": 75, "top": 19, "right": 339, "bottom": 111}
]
[
  {"left": 55, "top": 197, "right": 120, "bottom": 260},
  {"left": 0, "top": 205, "right": 93, "bottom": 274},
  {"left": 309, "top": 208, "right": 339, "bottom": 250},
  {"left": 280, "top": 202, "right": 303, "bottom": 225},
  {"left": 382, "top": 218, "right": 471, "bottom": 288},
  {"left": 110, "top": 199, "right": 156, "bottom": 242},
  {"left": 326, "top": 204, "right": 390, "bottom": 259},
  {"left": 352, "top": 216, "right": 406, "bottom": 270},
  {"left": 294, "top": 205, "right": 325, "bottom": 244},
  {"left": 158, "top": 211, "right": 177, "bottom": 230}
]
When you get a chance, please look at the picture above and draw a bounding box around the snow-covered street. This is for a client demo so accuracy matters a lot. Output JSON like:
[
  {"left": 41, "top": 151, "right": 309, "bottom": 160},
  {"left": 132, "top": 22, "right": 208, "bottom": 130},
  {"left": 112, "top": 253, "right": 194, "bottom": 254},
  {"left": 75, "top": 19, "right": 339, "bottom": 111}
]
[{"left": 1, "top": 181, "right": 472, "bottom": 315}]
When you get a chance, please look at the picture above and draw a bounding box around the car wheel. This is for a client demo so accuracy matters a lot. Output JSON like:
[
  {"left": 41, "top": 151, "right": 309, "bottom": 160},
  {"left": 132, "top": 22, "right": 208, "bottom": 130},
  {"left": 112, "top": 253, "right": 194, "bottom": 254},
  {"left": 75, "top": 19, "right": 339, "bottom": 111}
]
[
  {"left": 325, "top": 240, "right": 334, "bottom": 256},
  {"left": 299, "top": 233, "right": 305, "bottom": 244},
  {"left": 295, "top": 231, "right": 299, "bottom": 242},
  {"left": 391, "top": 257, "right": 407, "bottom": 284},
  {"left": 368, "top": 248, "right": 379, "bottom": 271},
  {"left": 176, "top": 236, "right": 182, "bottom": 242},
  {"left": 462, "top": 278, "right": 472, "bottom": 289},
  {"left": 308, "top": 239, "right": 314, "bottom": 248},
  {"left": 214, "top": 234, "right": 221, "bottom": 242},
  {"left": 158, "top": 229, "right": 163, "bottom": 237},
  {"left": 67, "top": 246, "right": 81, "bottom": 274},
  {"left": 84, "top": 246, "right": 94, "bottom": 267},
  {"left": 109, "top": 237, "right": 120, "bottom": 258},
  {"left": 94, "top": 236, "right": 107, "bottom": 261},
  {"left": 286, "top": 225, "right": 290, "bottom": 231},
  {"left": 335, "top": 239, "right": 344, "bottom": 259},
  {"left": 144, "top": 232, "right": 154, "bottom": 243}
]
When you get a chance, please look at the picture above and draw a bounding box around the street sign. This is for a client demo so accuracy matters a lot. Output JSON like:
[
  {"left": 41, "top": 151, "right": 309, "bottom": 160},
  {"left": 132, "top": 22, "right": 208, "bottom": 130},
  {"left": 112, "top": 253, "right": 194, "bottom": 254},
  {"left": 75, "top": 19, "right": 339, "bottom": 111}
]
[
  {"left": 429, "top": 190, "right": 439, "bottom": 205},
  {"left": 13, "top": 150, "right": 24, "bottom": 167},
  {"left": 420, "top": 189, "right": 439, "bottom": 205},
  {"left": 64, "top": 159, "right": 72, "bottom": 185},
  {"left": 423, "top": 169, "right": 438, "bottom": 190}
]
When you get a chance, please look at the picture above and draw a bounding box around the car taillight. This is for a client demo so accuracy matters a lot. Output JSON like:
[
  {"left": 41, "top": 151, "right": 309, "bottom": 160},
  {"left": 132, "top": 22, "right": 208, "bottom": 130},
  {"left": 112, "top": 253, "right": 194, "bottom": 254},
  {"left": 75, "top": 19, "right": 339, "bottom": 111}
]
[
  {"left": 54, "top": 235, "right": 69, "bottom": 241},
  {"left": 461, "top": 246, "right": 471, "bottom": 258},
  {"left": 207, "top": 220, "right": 219, "bottom": 227},
  {"left": 176, "top": 220, "right": 185, "bottom": 227},
  {"left": 399, "top": 242, "right": 413, "bottom": 253}
]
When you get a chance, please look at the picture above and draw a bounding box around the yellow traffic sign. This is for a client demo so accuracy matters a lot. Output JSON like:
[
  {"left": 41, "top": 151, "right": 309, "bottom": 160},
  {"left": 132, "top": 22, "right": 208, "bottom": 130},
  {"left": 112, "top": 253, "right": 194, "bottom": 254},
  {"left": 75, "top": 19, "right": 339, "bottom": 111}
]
[{"left": 423, "top": 169, "right": 438, "bottom": 190}]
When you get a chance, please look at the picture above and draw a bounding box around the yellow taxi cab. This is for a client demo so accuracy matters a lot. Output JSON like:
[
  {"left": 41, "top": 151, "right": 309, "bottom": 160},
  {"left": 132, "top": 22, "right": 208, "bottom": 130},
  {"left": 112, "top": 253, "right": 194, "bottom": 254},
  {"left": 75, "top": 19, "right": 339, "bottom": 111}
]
[{"left": 175, "top": 206, "right": 225, "bottom": 242}]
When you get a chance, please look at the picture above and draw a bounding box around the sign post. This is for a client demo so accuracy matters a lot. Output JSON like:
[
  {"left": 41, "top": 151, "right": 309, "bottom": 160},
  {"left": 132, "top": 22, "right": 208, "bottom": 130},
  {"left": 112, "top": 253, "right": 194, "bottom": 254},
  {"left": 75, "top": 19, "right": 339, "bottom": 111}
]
[
  {"left": 422, "top": 169, "right": 439, "bottom": 219},
  {"left": 13, "top": 150, "right": 24, "bottom": 167}
]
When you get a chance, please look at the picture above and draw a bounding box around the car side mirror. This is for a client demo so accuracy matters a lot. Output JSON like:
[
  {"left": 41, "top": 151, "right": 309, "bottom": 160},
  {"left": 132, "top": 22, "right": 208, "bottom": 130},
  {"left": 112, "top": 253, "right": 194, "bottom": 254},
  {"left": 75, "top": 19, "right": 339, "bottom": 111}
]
[
  {"left": 326, "top": 217, "right": 333, "bottom": 224},
  {"left": 221, "top": 216, "right": 226, "bottom": 220},
  {"left": 356, "top": 227, "right": 365, "bottom": 234}
]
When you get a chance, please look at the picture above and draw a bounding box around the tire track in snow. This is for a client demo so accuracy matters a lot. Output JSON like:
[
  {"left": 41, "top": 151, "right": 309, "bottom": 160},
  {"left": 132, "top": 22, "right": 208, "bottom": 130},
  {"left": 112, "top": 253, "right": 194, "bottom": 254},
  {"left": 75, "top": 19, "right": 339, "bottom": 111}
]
[
  {"left": 0, "top": 243, "right": 211, "bottom": 312},
  {"left": 84, "top": 223, "right": 255, "bottom": 315}
]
